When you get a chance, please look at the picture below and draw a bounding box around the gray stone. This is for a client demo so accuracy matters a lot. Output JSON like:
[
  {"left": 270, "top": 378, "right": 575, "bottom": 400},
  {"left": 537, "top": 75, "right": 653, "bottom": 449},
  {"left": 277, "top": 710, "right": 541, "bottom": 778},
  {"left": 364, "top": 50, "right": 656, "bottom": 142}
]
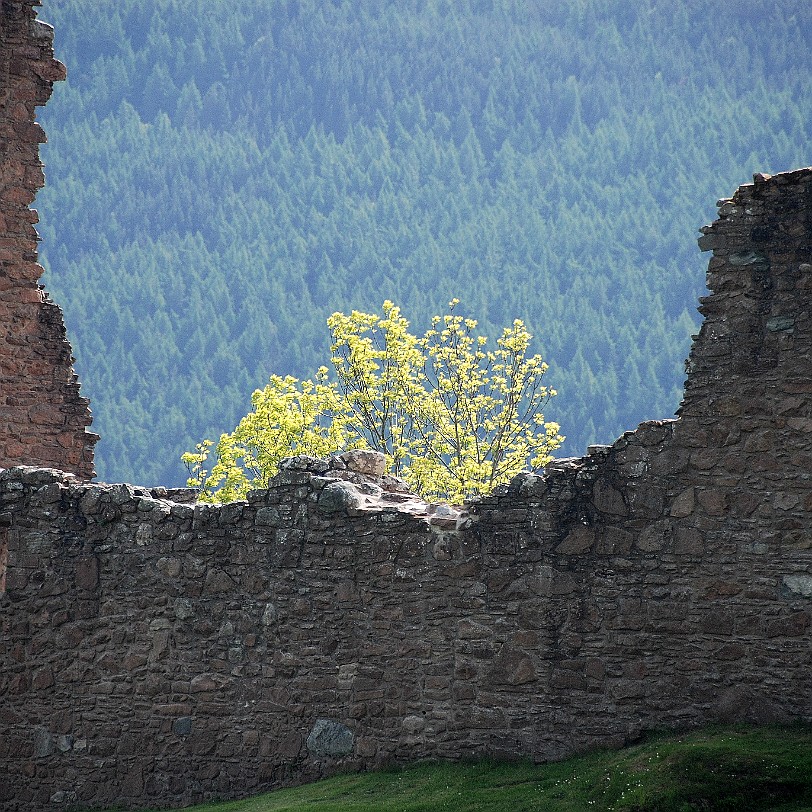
[
  {"left": 156, "top": 557, "right": 182, "bottom": 577},
  {"left": 49, "top": 791, "right": 77, "bottom": 805},
  {"left": 317, "top": 481, "right": 363, "bottom": 514},
  {"left": 75, "top": 556, "right": 99, "bottom": 590},
  {"left": 728, "top": 250, "right": 766, "bottom": 266},
  {"left": 34, "top": 728, "right": 53, "bottom": 758},
  {"left": 110, "top": 483, "right": 135, "bottom": 505},
  {"left": 593, "top": 479, "right": 627, "bottom": 516},
  {"left": 31, "top": 20, "right": 55, "bottom": 42},
  {"left": 485, "top": 646, "right": 537, "bottom": 686},
  {"left": 261, "top": 603, "right": 278, "bottom": 626},
  {"left": 356, "top": 481, "right": 383, "bottom": 498},
  {"left": 698, "top": 232, "right": 723, "bottom": 251},
  {"left": 516, "top": 473, "right": 548, "bottom": 496},
  {"left": 173, "top": 717, "right": 193, "bottom": 736},
  {"left": 55, "top": 735, "right": 73, "bottom": 752},
  {"left": 306, "top": 719, "right": 354, "bottom": 758},
  {"left": 556, "top": 526, "right": 594, "bottom": 554},
  {"left": 432, "top": 536, "right": 453, "bottom": 560},
  {"left": 255, "top": 506, "right": 281, "bottom": 526},
  {"left": 135, "top": 523, "right": 153, "bottom": 546},
  {"left": 170, "top": 503, "right": 194, "bottom": 519},
  {"left": 280, "top": 455, "right": 330, "bottom": 473},
  {"left": 190, "top": 674, "right": 220, "bottom": 692},
  {"left": 7, "top": 167, "right": 812, "bottom": 812},
  {"left": 782, "top": 574, "right": 812, "bottom": 598},
  {"left": 204, "top": 568, "right": 235, "bottom": 593},
  {"left": 670, "top": 487, "right": 695, "bottom": 517},
  {"left": 402, "top": 715, "right": 426, "bottom": 734},
  {"left": 636, "top": 520, "right": 670, "bottom": 552},
  {"left": 766, "top": 316, "right": 795, "bottom": 333}
]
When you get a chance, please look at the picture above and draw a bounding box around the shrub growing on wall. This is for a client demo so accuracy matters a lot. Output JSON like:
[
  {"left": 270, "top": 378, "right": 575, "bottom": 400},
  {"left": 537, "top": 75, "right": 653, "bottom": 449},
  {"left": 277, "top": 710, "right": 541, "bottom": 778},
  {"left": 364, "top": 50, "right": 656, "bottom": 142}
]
[{"left": 183, "top": 301, "right": 562, "bottom": 503}]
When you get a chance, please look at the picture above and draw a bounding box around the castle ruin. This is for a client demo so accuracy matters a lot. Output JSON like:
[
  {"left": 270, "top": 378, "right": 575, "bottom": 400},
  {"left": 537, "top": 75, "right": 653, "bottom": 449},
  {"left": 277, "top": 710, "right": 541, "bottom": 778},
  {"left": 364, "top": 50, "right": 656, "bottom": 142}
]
[{"left": 1, "top": 2, "right": 810, "bottom": 809}]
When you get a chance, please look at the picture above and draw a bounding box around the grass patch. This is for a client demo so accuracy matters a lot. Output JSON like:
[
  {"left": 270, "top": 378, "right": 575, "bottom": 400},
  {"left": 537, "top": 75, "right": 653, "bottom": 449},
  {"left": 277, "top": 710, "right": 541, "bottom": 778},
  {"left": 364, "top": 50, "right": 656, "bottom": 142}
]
[{"left": 124, "top": 725, "right": 812, "bottom": 812}]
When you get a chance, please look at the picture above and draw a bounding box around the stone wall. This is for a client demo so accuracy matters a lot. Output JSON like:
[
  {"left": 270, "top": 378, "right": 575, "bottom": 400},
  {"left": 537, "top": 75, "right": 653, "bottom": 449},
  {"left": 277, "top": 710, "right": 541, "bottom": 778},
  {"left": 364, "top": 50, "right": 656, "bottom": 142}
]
[
  {"left": 2, "top": 4, "right": 812, "bottom": 810},
  {"left": 0, "top": 0, "right": 96, "bottom": 477},
  {"left": 1, "top": 167, "right": 812, "bottom": 810}
]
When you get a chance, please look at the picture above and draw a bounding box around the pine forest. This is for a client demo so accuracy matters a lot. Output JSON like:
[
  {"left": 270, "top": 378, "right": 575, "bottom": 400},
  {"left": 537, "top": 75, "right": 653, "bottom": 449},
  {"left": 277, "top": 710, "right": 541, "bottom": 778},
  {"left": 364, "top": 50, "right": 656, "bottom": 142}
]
[{"left": 34, "top": 0, "right": 812, "bottom": 487}]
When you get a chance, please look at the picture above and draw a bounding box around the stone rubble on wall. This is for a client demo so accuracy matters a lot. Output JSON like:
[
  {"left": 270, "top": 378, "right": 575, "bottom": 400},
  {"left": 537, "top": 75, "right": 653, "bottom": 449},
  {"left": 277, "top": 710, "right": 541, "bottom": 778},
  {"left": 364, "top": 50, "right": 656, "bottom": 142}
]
[
  {"left": 0, "top": 0, "right": 97, "bottom": 477},
  {"left": 280, "top": 450, "right": 475, "bottom": 530}
]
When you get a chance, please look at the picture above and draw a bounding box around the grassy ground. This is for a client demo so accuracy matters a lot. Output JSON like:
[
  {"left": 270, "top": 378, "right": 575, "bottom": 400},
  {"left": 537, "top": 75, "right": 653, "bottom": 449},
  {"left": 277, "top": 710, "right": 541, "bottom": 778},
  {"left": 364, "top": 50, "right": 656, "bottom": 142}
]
[{"left": 132, "top": 725, "right": 812, "bottom": 812}]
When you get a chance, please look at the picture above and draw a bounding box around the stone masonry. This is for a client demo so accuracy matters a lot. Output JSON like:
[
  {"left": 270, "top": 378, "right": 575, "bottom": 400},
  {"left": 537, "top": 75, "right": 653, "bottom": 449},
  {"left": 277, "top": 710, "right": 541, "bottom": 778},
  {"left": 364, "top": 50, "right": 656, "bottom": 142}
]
[
  {"left": 1, "top": 4, "right": 812, "bottom": 811},
  {"left": 0, "top": 0, "right": 96, "bottom": 477},
  {"left": 1, "top": 167, "right": 812, "bottom": 809}
]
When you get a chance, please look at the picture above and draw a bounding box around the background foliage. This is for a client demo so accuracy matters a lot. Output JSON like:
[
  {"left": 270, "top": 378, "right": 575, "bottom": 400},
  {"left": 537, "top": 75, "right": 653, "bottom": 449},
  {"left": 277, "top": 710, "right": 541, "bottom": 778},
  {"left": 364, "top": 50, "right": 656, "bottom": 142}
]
[{"left": 36, "top": 0, "right": 812, "bottom": 486}]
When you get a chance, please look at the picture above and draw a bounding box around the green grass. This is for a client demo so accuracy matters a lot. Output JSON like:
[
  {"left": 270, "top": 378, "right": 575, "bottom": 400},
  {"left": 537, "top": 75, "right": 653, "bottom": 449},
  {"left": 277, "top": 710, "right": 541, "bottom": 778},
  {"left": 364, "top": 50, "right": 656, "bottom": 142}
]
[{"left": 129, "top": 725, "right": 812, "bottom": 812}]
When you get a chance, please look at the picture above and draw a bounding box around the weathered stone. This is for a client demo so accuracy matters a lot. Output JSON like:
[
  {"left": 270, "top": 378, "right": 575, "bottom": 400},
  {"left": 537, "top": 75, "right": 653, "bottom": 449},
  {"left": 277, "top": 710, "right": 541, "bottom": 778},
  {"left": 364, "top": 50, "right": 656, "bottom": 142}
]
[
  {"left": 766, "top": 316, "right": 794, "bottom": 332},
  {"left": 279, "top": 455, "right": 330, "bottom": 473},
  {"left": 190, "top": 674, "right": 219, "bottom": 693},
  {"left": 485, "top": 645, "right": 537, "bottom": 686},
  {"left": 636, "top": 520, "right": 670, "bottom": 552},
  {"left": 457, "top": 619, "right": 492, "bottom": 639},
  {"left": 670, "top": 487, "right": 695, "bottom": 517},
  {"left": 74, "top": 556, "right": 98, "bottom": 590},
  {"left": 556, "top": 525, "right": 595, "bottom": 554},
  {"left": 673, "top": 527, "right": 705, "bottom": 556},
  {"left": 696, "top": 489, "right": 728, "bottom": 516},
  {"left": 597, "top": 526, "right": 633, "bottom": 555},
  {"left": 0, "top": 124, "right": 97, "bottom": 485},
  {"left": 172, "top": 717, "right": 193, "bottom": 736},
  {"left": 255, "top": 506, "right": 281, "bottom": 526},
  {"left": 338, "top": 450, "right": 386, "bottom": 478},
  {"left": 534, "top": 566, "right": 579, "bottom": 596},
  {"left": 402, "top": 715, "right": 426, "bottom": 734},
  {"left": 261, "top": 603, "right": 278, "bottom": 626},
  {"left": 764, "top": 612, "right": 810, "bottom": 637},
  {"left": 33, "top": 727, "right": 53, "bottom": 758},
  {"left": 156, "top": 557, "right": 182, "bottom": 577},
  {"left": 432, "top": 535, "right": 453, "bottom": 560},
  {"left": 728, "top": 250, "right": 767, "bottom": 266},
  {"left": 306, "top": 719, "right": 354, "bottom": 757},
  {"left": 32, "top": 667, "right": 54, "bottom": 690},
  {"left": 593, "top": 479, "right": 627, "bottom": 516},
  {"left": 781, "top": 575, "right": 812, "bottom": 599},
  {"left": 204, "top": 568, "right": 235, "bottom": 593},
  {"left": 317, "top": 481, "right": 363, "bottom": 514},
  {"left": 49, "top": 790, "right": 78, "bottom": 805}
]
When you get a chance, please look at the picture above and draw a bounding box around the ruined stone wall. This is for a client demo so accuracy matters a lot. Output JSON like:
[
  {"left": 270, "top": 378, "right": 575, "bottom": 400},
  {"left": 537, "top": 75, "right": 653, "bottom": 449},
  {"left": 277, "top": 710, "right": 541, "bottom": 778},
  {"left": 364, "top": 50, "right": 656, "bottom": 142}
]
[
  {"left": 1, "top": 5, "right": 812, "bottom": 809},
  {"left": 1, "top": 170, "right": 811, "bottom": 810},
  {"left": 0, "top": 0, "right": 96, "bottom": 477}
]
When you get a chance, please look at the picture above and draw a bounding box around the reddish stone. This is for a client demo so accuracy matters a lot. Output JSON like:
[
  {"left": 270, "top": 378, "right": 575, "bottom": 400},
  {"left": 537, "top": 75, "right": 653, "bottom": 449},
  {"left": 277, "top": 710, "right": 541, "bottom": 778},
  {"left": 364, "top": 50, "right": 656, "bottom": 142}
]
[
  {"left": 0, "top": 2, "right": 95, "bottom": 479},
  {"left": 32, "top": 59, "right": 67, "bottom": 82}
]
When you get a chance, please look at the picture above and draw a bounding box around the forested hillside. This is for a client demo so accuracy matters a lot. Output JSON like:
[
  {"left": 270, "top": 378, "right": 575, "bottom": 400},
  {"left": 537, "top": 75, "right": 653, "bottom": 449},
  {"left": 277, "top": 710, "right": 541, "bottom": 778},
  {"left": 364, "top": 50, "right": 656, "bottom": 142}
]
[{"left": 35, "top": 0, "right": 812, "bottom": 487}]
